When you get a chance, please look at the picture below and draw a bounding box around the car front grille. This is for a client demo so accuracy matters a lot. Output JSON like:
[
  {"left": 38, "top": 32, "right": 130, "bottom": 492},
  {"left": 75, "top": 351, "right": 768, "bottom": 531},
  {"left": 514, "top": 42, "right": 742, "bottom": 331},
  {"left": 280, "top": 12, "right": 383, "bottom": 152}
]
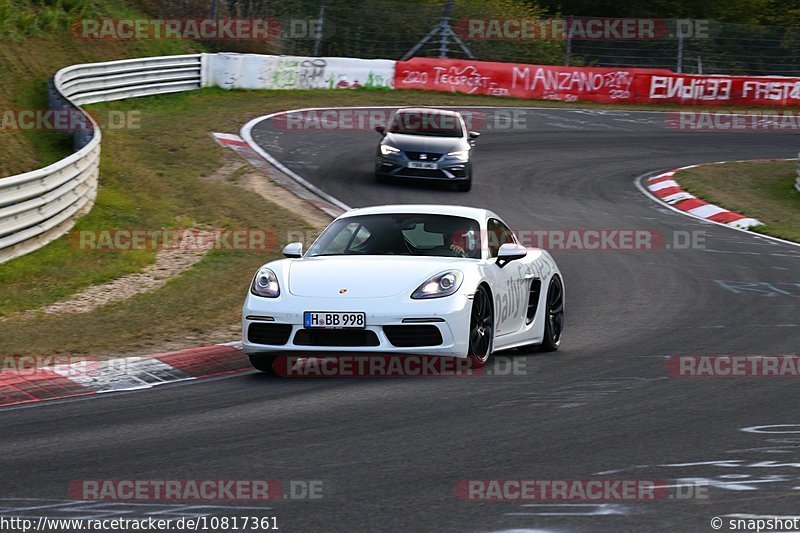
[
  {"left": 383, "top": 325, "right": 444, "bottom": 347},
  {"left": 404, "top": 151, "right": 442, "bottom": 161},
  {"left": 293, "top": 329, "right": 381, "bottom": 347},
  {"left": 248, "top": 323, "right": 293, "bottom": 345},
  {"left": 399, "top": 168, "right": 447, "bottom": 178}
]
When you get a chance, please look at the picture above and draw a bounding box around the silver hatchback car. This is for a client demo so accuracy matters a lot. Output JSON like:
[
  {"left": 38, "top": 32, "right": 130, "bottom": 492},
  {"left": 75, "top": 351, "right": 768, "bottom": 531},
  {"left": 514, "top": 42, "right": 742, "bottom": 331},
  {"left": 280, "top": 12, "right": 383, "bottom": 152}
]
[{"left": 375, "top": 108, "right": 479, "bottom": 192}]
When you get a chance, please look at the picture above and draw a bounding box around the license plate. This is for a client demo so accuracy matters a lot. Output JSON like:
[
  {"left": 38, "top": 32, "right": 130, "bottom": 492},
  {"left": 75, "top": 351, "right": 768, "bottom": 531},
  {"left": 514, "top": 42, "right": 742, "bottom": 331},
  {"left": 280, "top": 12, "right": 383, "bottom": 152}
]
[
  {"left": 408, "top": 161, "right": 437, "bottom": 169},
  {"left": 304, "top": 311, "right": 366, "bottom": 329}
]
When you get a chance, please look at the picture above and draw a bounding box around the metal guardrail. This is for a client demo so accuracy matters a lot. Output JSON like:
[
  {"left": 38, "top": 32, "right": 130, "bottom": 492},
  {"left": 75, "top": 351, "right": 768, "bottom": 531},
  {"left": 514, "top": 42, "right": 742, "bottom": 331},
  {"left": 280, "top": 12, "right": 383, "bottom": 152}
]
[
  {"left": 0, "top": 54, "right": 202, "bottom": 264},
  {"left": 56, "top": 55, "right": 203, "bottom": 106}
]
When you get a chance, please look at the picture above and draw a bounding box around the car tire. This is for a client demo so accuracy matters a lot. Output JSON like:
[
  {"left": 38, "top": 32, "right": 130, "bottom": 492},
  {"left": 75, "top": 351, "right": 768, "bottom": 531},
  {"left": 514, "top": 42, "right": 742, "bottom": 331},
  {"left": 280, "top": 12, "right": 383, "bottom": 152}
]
[
  {"left": 455, "top": 178, "right": 472, "bottom": 192},
  {"left": 539, "top": 276, "right": 564, "bottom": 352},
  {"left": 248, "top": 353, "right": 278, "bottom": 373},
  {"left": 467, "top": 285, "right": 494, "bottom": 368}
]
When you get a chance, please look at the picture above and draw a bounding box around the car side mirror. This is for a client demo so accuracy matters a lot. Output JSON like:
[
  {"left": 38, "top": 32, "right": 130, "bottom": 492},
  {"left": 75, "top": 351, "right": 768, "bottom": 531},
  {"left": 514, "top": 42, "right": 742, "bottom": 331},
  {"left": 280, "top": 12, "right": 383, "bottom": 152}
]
[
  {"left": 374, "top": 125, "right": 386, "bottom": 135},
  {"left": 496, "top": 243, "right": 526, "bottom": 268},
  {"left": 468, "top": 131, "right": 480, "bottom": 139},
  {"left": 282, "top": 242, "right": 303, "bottom": 258}
]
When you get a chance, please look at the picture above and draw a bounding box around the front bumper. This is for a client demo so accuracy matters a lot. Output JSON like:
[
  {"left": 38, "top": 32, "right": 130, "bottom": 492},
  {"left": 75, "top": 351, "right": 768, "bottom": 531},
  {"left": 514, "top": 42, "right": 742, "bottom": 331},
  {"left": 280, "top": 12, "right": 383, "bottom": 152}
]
[
  {"left": 375, "top": 155, "right": 471, "bottom": 181},
  {"left": 242, "top": 292, "right": 472, "bottom": 357}
]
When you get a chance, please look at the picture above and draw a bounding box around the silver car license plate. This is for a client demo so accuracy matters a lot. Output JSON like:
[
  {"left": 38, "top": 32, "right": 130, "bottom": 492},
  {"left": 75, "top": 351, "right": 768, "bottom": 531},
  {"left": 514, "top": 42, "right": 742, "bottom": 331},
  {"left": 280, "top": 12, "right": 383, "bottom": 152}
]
[
  {"left": 408, "top": 161, "right": 437, "bottom": 170},
  {"left": 304, "top": 311, "right": 366, "bottom": 329}
]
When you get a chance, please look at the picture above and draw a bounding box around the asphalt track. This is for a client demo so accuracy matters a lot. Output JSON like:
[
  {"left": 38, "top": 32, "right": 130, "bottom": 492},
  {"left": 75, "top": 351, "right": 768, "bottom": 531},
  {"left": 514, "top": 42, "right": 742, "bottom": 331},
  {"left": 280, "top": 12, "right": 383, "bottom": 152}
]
[{"left": 2, "top": 108, "right": 800, "bottom": 533}]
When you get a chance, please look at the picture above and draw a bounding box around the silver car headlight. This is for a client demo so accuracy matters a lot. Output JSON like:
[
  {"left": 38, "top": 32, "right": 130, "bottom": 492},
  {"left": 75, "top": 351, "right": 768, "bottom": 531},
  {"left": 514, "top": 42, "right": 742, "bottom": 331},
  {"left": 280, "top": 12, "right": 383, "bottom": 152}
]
[
  {"left": 380, "top": 145, "right": 401, "bottom": 155},
  {"left": 411, "top": 270, "right": 464, "bottom": 299},
  {"left": 446, "top": 150, "right": 469, "bottom": 161},
  {"left": 251, "top": 268, "right": 280, "bottom": 298}
]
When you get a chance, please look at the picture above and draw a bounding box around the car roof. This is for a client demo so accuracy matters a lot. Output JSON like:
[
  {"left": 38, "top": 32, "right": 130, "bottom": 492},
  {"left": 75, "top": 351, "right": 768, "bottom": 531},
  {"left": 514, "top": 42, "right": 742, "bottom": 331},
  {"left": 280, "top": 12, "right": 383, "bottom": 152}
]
[
  {"left": 339, "top": 204, "right": 497, "bottom": 223},
  {"left": 393, "top": 107, "right": 462, "bottom": 118}
]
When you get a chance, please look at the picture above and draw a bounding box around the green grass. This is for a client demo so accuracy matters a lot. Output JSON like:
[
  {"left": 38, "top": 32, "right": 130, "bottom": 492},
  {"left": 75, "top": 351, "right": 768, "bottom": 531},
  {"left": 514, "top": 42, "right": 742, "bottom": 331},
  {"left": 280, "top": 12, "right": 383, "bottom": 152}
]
[
  {"left": 0, "top": 251, "right": 263, "bottom": 355},
  {"left": 0, "top": 0, "right": 199, "bottom": 177},
  {"left": 676, "top": 159, "right": 800, "bottom": 243},
  {"left": 15, "top": 80, "right": 77, "bottom": 169},
  {"left": 0, "top": 0, "right": 92, "bottom": 40},
  {"left": 0, "top": 88, "right": 320, "bottom": 356}
]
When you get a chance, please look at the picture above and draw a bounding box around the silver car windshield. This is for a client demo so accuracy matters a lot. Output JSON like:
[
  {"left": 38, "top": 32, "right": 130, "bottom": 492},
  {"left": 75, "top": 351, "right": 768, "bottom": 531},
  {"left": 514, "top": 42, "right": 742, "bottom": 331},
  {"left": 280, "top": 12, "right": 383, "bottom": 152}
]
[
  {"left": 307, "top": 214, "right": 481, "bottom": 258},
  {"left": 388, "top": 112, "right": 464, "bottom": 137}
]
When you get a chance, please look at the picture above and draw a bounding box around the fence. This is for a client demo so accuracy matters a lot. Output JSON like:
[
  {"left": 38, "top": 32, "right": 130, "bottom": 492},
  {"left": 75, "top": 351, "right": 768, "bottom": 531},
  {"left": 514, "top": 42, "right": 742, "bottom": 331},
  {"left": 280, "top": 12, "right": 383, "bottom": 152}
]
[
  {"left": 139, "top": 1, "right": 800, "bottom": 77},
  {"left": 566, "top": 20, "right": 800, "bottom": 76}
]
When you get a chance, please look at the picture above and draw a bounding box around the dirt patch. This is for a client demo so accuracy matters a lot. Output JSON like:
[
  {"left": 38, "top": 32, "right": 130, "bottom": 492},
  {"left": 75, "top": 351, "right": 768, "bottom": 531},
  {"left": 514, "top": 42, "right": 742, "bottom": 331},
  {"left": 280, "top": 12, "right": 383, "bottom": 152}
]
[
  {"left": 14, "top": 154, "right": 332, "bottom": 323},
  {"left": 208, "top": 152, "right": 333, "bottom": 232},
  {"left": 16, "top": 229, "right": 217, "bottom": 318},
  {"left": 102, "top": 157, "right": 336, "bottom": 357}
]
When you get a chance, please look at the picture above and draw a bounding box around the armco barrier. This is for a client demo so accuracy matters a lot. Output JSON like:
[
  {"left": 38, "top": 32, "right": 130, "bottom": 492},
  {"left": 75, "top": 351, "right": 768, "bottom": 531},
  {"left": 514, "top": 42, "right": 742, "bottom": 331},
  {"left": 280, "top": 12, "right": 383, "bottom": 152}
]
[
  {"left": 394, "top": 57, "right": 800, "bottom": 106},
  {"left": 58, "top": 55, "right": 203, "bottom": 106},
  {"left": 4, "top": 52, "right": 800, "bottom": 263},
  {"left": 0, "top": 54, "right": 203, "bottom": 264}
]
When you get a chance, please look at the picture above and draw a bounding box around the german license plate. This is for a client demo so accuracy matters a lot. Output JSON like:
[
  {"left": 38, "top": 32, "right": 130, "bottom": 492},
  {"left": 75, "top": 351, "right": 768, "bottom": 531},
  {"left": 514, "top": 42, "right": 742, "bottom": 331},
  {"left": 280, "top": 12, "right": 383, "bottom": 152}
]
[
  {"left": 304, "top": 311, "right": 366, "bottom": 329},
  {"left": 408, "top": 161, "right": 437, "bottom": 169}
]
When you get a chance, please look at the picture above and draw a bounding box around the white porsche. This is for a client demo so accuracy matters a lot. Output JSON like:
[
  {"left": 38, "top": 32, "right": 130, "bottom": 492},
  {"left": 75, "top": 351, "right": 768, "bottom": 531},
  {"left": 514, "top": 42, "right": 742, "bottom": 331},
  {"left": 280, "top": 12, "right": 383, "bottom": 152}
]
[{"left": 242, "top": 205, "right": 564, "bottom": 372}]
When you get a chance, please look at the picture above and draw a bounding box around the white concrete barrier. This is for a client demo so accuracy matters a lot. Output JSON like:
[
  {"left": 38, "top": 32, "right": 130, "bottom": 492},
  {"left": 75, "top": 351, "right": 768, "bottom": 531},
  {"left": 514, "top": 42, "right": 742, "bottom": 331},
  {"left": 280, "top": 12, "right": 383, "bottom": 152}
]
[{"left": 203, "top": 53, "right": 394, "bottom": 90}]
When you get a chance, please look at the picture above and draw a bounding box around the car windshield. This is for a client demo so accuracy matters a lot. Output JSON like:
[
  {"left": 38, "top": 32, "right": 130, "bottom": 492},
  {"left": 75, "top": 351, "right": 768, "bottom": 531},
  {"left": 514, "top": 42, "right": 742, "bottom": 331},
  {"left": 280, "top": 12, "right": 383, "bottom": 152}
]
[
  {"left": 307, "top": 214, "right": 481, "bottom": 258},
  {"left": 388, "top": 111, "right": 464, "bottom": 137}
]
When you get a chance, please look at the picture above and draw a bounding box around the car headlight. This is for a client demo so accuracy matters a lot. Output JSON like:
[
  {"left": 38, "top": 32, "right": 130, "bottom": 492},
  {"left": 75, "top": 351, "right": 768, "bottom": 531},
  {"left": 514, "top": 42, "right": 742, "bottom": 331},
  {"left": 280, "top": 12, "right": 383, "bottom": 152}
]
[
  {"left": 411, "top": 270, "right": 464, "bottom": 299},
  {"left": 380, "top": 145, "right": 401, "bottom": 155},
  {"left": 251, "top": 268, "right": 280, "bottom": 298},
  {"left": 446, "top": 150, "right": 469, "bottom": 161}
]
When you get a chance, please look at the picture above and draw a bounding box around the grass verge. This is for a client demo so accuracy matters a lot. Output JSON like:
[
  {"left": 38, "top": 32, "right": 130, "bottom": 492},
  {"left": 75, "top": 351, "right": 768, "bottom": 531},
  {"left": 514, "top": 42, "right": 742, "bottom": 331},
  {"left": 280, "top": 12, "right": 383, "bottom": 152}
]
[
  {"left": 675, "top": 159, "right": 800, "bottom": 243},
  {"left": 0, "top": 0, "right": 198, "bottom": 177}
]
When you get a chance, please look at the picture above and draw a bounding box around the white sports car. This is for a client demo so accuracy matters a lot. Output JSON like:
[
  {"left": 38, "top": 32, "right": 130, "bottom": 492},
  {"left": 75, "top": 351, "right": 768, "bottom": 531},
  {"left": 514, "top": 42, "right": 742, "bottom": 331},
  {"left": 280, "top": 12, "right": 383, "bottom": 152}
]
[{"left": 242, "top": 205, "right": 564, "bottom": 372}]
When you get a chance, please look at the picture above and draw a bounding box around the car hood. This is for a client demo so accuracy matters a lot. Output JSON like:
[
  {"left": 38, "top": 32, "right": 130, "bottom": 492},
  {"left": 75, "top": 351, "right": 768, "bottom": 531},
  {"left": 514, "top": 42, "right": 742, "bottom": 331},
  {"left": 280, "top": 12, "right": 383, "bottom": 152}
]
[
  {"left": 288, "top": 256, "right": 466, "bottom": 298},
  {"left": 383, "top": 133, "right": 467, "bottom": 154}
]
